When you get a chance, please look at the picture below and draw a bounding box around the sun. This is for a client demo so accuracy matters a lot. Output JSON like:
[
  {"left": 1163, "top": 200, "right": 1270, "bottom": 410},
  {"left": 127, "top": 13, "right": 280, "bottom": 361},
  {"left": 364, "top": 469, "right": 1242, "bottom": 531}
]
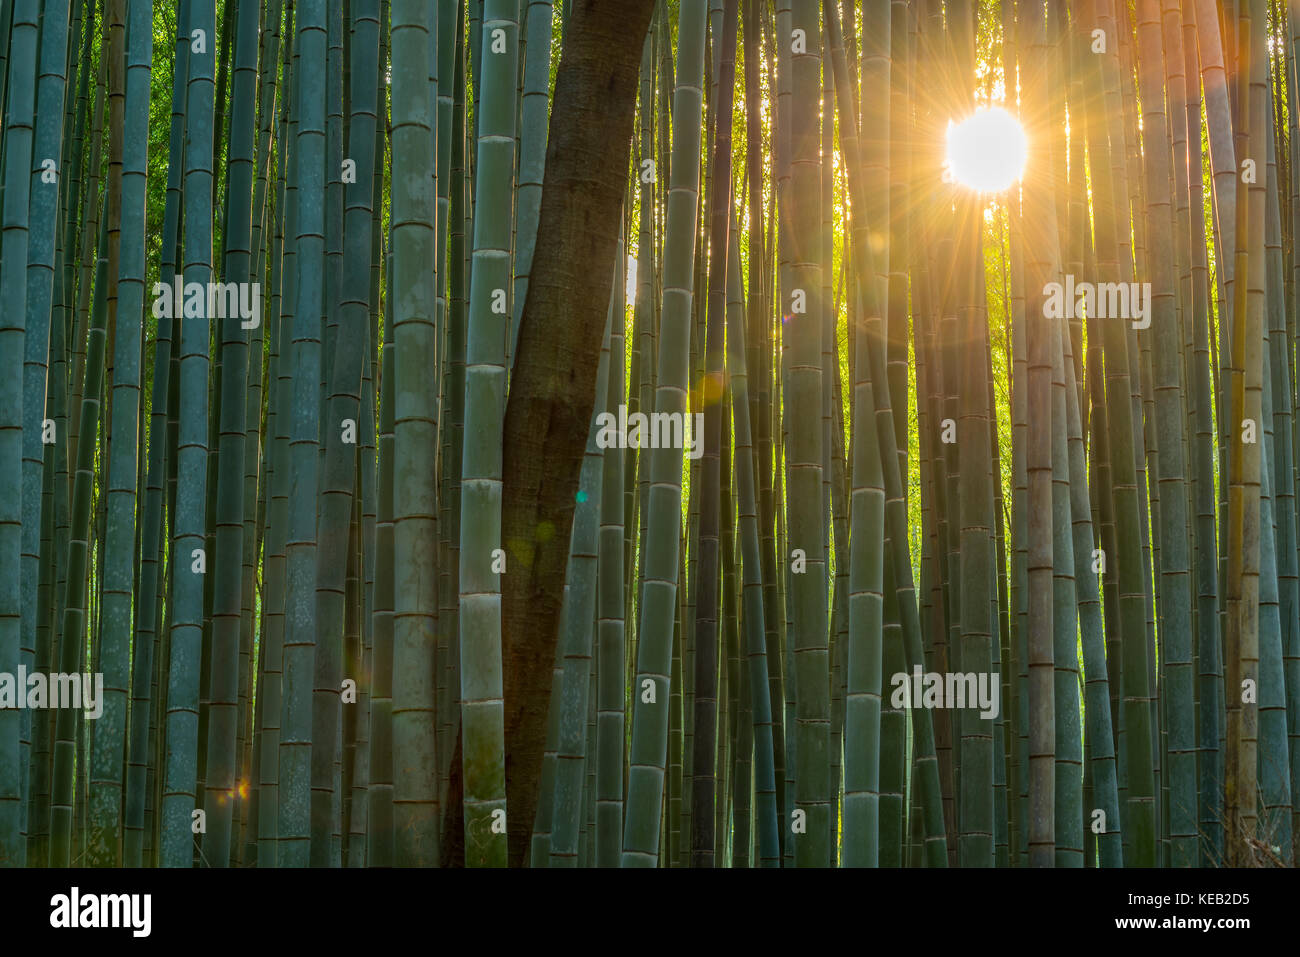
[{"left": 945, "top": 107, "right": 1027, "bottom": 193}]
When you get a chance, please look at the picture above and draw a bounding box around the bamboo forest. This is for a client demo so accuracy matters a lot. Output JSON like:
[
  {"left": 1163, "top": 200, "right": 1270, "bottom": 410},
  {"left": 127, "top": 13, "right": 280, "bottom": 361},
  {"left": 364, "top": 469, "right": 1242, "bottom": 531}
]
[{"left": 3, "top": 0, "right": 1300, "bottom": 874}]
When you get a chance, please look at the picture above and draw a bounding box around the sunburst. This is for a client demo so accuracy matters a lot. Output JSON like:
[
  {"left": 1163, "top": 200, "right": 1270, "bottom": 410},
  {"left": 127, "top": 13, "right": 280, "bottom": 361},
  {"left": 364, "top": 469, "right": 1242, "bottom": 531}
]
[{"left": 945, "top": 106, "right": 1027, "bottom": 193}]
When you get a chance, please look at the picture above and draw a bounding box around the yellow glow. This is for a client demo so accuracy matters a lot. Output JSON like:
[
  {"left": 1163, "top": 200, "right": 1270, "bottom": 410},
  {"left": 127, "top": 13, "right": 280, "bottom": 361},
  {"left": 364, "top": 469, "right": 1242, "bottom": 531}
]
[{"left": 945, "top": 107, "right": 1027, "bottom": 193}]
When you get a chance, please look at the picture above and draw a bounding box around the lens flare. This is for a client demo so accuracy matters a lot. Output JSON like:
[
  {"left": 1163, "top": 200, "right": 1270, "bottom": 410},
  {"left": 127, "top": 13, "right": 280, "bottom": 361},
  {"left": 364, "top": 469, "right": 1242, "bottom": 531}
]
[{"left": 945, "top": 107, "right": 1027, "bottom": 193}]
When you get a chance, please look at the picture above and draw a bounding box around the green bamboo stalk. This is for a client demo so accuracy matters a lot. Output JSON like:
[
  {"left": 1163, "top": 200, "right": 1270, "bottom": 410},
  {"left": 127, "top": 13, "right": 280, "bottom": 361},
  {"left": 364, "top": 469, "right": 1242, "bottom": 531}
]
[
  {"left": 550, "top": 310, "right": 613, "bottom": 866},
  {"left": 125, "top": 2, "right": 192, "bottom": 867},
  {"left": 1135, "top": 0, "right": 1197, "bottom": 867},
  {"left": 725, "top": 207, "right": 780, "bottom": 867},
  {"left": 622, "top": 0, "right": 707, "bottom": 867},
  {"left": 1049, "top": 281, "right": 1083, "bottom": 868},
  {"left": 581, "top": 635, "right": 599, "bottom": 865},
  {"left": 198, "top": 0, "right": 259, "bottom": 868},
  {"left": 1019, "top": 0, "right": 1058, "bottom": 869},
  {"left": 509, "top": 0, "right": 554, "bottom": 360},
  {"left": 690, "top": 0, "right": 739, "bottom": 868},
  {"left": 26, "top": 0, "right": 86, "bottom": 864},
  {"left": 1258, "top": 187, "right": 1293, "bottom": 856},
  {"left": 531, "top": 603, "right": 566, "bottom": 864},
  {"left": 440, "top": 0, "right": 466, "bottom": 799},
  {"left": 257, "top": 0, "right": 298, "bottom": 866},
  {"left": 66, "top": 52, "right": 106, "bottom": 471},
  {"left": 1225, "top": 0, "right": 1265, "bottom": 866},
  {"left": 367, "top": 256, "right": 397, "bottom": 866},
  {"left": 0, "top": 0, "right": 12, "bottom": 116},
  {"left": 458, "top": 0, "right": 520, "bottom": 869},
  {"left": 389, "top": 0, "right": 440, "bottom": 867},
  {"left": 826, "top": 0, "right": 946, "bottom": 867},
  {"left": 1284, "top": 0, "right": 1300, "bottom": 863},
  {"left": 435, "top": 0, "right": 466, "bottom": 793},
  {"left": 308, "top": 0, "right": 380, "bottom": 867},
  {"left": 236, "top": 0, "right": 286, "bottom": 867},
  {"left": 275, "top": 0, "right": 327, "bottom": 868},
  {"left": 1172, "top": 0, "right": 1223, "bottom": 867},
  {"left": 595, "top": 236, "right": 629, "bottom": 868},
  {"left": 1060, "top": 299, "right": 1123, "bottom": 867},
  {"left": 960, "top": 210, "right": 999, "bottom": 868},
  {"left": 349, "top": 69, "right": 387, "bottom": 861},
  {"left": 1083, "top": 0, "right": 1158, "bottom": 868},
  {"left": 757, "top": 3, "right": 787, "bottom": 855},
  {"left": 49, "top": 216, "right": 107, "bottom": 865},
  {"left": 160, "top": 0, "right": 217, "bottom": 868},
  {"left": 307, "top": 0, "right": 348, "bottom": 867},
  {"left": 433, "top": 0, "right": 459, "bottom": 789},
  {"left": 17, "top": 0, "right": 72, "bottom": 864},
  {"left": 0, "top": 0, "right": 40, "bottom": 868},
  {"left": 1265, "top": 69, "right": 1300, "bottom": 865},
  {"left": 86, "top": 0, "right": 149, "bottom": 867},
  {"left": 786, "top": 0, "right": 829, "bottom": 869},
  {"left": 722, "top": 198, "right": 750, "bottom": 867}
]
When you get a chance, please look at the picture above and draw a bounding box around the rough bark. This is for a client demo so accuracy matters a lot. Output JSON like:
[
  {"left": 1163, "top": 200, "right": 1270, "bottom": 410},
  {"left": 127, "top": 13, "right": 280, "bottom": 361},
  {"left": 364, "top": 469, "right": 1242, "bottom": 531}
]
[{"left": 440, "top": 0, "right": 656, "bottom": 868}]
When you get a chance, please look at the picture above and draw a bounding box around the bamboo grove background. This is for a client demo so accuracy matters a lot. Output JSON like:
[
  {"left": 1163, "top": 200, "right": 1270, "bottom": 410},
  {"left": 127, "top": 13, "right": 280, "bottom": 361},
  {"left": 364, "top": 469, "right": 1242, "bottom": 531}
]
[{"left": 1, "top": 0, "right": 1299, "bottom": 869}]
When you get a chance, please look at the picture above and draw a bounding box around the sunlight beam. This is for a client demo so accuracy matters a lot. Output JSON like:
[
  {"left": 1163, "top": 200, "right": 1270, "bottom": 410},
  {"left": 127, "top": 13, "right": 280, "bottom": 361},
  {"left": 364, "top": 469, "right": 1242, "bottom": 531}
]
[{"left": 945, "top": 107, "right": 1027, "bottom": 194}]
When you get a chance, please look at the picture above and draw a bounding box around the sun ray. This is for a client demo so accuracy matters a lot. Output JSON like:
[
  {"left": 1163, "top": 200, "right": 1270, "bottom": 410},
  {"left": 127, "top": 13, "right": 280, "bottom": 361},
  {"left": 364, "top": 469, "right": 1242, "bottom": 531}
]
[{"left": 945, "top": 106, "right": 1027, "bottom": 193}]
